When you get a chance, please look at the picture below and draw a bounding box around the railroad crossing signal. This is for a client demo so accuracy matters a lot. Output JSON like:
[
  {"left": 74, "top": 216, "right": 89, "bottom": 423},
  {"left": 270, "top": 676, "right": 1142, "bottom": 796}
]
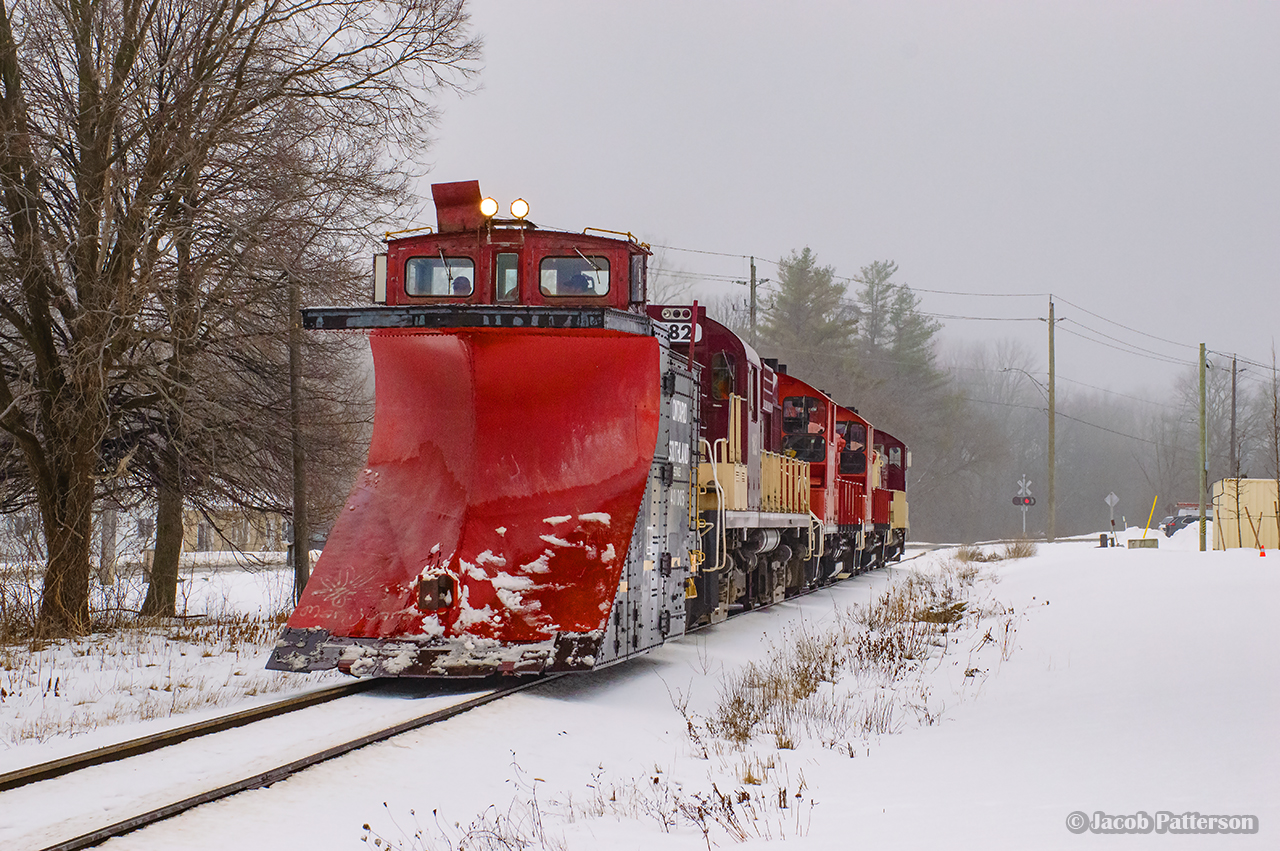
[{"left": 1014, "top": 475, "right": 1034, "bottom": 536}]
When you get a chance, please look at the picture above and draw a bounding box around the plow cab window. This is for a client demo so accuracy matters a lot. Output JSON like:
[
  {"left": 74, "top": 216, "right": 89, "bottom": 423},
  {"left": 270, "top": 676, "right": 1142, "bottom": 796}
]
[
  {"left": 406, "top": 256, "right": 475, "bottom": 297},
  {"left": 630, "top": 254, "right": 646, "bottom": 303},
  {"left": 782, "top": 396, "right": 825, "bottom": 435},
  {"left": 540, "top": 255, "right": 610, "bottom": 296},
  {"left": 495, "top": 252, "right": 519, "bottom": 302}
]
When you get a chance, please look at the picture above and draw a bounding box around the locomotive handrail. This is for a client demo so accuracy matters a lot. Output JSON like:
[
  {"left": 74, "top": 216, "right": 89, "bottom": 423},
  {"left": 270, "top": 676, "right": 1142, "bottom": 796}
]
[
  {"left": 581, "top": 226, "right": 651, "bottom": 250},
  {"left": 701, "top": 437, "right": 727, "bottom": 572},
  {"left": 383, "top": 224, "right": 434, "bottom": 241},
  {"left": 806, "top": 511, "right": 825, "bottom": 561}
]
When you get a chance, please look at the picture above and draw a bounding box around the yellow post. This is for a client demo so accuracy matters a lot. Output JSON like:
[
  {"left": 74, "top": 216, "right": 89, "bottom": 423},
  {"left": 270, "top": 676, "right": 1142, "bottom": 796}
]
[{"left": 1142, "top": 496, "right": 1158, "bottom": 540}]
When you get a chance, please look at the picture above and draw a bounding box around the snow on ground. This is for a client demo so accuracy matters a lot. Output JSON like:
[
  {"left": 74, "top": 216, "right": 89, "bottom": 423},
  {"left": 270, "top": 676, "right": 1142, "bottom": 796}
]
[
  {"left": 4, "top": 529, "right": 1278, "bottom": 849},
  {"left": 0, "top": 562, "right": 342, "bottom": 761}
]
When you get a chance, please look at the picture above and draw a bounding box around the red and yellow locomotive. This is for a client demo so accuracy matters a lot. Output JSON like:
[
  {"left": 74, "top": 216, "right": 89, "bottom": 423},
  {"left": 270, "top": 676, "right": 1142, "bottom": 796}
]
[{"left": 268, "top": 181, "right": 908, "bottom": 677}]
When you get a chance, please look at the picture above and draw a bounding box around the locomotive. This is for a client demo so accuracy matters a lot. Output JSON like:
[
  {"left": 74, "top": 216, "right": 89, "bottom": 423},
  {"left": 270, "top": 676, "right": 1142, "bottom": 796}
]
[{"left": 267, "top": 180, "right": 909, "bottom": 678}]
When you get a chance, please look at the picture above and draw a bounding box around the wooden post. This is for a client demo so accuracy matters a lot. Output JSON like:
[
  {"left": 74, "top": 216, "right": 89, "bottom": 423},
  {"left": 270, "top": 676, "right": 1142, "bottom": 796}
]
[
  {"left": 1047, "top": 299, "right": 1056, "bottom": 541},
  {"left": 289, "top": 272, "right": 310, "bottom": 603},
  {"left": 1199, "top": 342, "right": 1207, "bottom": 552}
]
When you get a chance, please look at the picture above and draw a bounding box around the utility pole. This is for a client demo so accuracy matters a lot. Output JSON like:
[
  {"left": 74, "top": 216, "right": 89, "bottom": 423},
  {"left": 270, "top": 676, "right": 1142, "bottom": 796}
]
[
  {"left": 1230, "top": 354, "right": 1238, "bottom": 476},
  {"left": 1199, "top": 342, "right": 1207, "bottom": 552},
  {"left": 749, "top": 256, "right": 757, "bottom": 347},
  {"left": 1232, "top": 354, "right": 1242, "bottom": 549},
  {"left": 1048, "top": 298, "right": 1056, "bottom": 541},
  {"left": 289, "top": 272, "right": 310, "bottom": 603}
]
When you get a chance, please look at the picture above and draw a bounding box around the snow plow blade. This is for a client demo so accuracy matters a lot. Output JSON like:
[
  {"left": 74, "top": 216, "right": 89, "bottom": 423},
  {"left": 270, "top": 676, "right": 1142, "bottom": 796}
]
[{"left": 268, "top": 328, "right": 660, "bottom": 676}]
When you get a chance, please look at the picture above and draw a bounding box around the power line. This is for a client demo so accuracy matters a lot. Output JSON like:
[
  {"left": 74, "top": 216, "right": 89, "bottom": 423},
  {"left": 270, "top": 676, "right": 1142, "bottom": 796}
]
[
  {"left": 1053, "top": 410, "right": 1161, "bottom": 447},
  {"left": 958, "top": 396, "right": 1047, "bottom": 413},
  {"left": 919, "top": 312, "right": 1041, "bottom": 322},
  {"left": 1054, "top": 375, "right": 1181, "bottom": 409},
  {"left": 1052, "top": 294, "right": 1198, "bottom": 353},
  {"left": 649, "top": 242, "right": 753, "bottom": 260},
  {"left": 1058, "top": 315, "right": 1192, "bottom": 363},
  {"left": 651, "top": 241, "right": 1268, "bottom": 380},
  {"left": 657, "top": 243, "right": 1049, "bottom": 299},
  {"left": 1056, "top": 322, "right": 1189, "bottom": 366}
]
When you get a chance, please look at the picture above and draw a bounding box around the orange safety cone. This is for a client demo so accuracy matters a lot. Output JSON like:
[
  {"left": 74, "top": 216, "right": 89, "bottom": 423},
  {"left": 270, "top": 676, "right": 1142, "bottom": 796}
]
[{"left": 1261, "top": 545, "right": 1266, "bottom": 557}]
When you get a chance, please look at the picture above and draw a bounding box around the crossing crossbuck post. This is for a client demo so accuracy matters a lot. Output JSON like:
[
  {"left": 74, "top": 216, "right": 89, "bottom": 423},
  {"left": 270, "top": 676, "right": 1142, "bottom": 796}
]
[
  {"left": 1105, "top": 492, "right": 1119, "bottom": 545},
  {"left": 1013, "top": 475, "right": 1034, "bottom": 536}
]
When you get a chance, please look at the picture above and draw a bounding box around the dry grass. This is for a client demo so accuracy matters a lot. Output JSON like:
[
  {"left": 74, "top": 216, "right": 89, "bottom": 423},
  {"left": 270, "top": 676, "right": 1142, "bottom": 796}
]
[
  {"left": 1002, "top": 539, "right": 1038, "bottom": 559},
  {"left": 956, "top": 540, "right": 1038, "bottom": 564},
  {"left": 688, "top": 557, "right": 1012, "bottom": 757},
  {"left": 0, "top": 607, "right": 334, "bottom": 745},
  {"left": 368, "top": 756, "right": 815, "bottom": 850},
  {"left": 955, "top": 544, "right": 1000, "bottom": 563}
]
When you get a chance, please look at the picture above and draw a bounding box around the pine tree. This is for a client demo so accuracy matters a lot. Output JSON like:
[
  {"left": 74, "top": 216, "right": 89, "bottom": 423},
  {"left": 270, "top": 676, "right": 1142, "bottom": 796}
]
[
  {"left": 758, "top": 248, "right": 856, "bottom": 385},
  {"left": 851, "top": 260, "right": 940, "bottom": 378}
]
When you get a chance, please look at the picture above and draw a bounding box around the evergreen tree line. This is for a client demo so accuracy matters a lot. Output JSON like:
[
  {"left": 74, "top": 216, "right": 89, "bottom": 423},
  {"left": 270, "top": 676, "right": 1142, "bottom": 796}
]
[{"left": 706, "top": 248, "right": 1280, "bottom": 543}]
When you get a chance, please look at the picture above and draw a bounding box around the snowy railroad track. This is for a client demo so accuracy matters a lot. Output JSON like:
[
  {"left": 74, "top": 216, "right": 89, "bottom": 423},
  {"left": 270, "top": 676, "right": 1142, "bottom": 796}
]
[
  {"left": 0, "top": 679, "right": 378, "bottom": 793},
  {"left": 4, "top": 676, "right": 555, "bottom": 851}
]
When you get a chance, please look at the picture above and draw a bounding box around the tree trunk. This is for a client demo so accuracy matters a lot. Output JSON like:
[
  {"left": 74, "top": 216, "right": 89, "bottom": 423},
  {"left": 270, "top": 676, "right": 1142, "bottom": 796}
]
[
  {"left": 36, "top": 454, "right": 97, "bottom": 636},
  {"left": 142, "top": 450, "right": 185, "bottom": 617}
]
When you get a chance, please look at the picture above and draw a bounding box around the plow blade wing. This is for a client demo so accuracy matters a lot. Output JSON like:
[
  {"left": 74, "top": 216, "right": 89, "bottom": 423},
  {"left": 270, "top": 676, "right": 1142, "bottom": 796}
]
[{"left": 270, "top": 329, "right": 660, "bottom": 675}]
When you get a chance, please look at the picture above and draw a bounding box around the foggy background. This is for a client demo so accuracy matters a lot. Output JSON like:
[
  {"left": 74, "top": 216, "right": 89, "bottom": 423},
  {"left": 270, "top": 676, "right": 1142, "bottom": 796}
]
[{"left": 421, "top": 1, "right": 1279, "bottom": 541}]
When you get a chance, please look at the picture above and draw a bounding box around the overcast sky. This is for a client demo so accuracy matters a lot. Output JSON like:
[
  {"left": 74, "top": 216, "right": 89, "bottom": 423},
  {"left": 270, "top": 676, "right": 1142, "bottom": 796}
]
[{"left": 421, "top": 1, "right": 1279, "bottom": 396}]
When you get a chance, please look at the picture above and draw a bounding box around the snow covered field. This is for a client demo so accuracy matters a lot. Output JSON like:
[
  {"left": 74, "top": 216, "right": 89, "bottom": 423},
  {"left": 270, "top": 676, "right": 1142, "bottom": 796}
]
[{"left": 2, "top": 528, "right": 1276, "bottom": 849}]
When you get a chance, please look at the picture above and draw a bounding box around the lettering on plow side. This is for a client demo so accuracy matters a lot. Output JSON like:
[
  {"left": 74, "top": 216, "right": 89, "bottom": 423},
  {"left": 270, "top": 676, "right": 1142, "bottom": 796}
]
[{"left": 668, "top": 440, "right": 689, "bottom": 465}]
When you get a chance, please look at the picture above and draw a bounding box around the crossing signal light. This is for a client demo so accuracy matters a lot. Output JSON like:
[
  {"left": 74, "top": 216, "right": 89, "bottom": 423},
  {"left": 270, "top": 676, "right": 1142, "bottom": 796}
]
[{"left": 1012, "top": 496, "right": 1036, "bottom": 506}]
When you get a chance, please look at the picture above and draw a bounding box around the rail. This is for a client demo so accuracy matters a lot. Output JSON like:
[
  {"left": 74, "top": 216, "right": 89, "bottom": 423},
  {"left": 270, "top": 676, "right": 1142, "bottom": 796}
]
[
  {"left": 30, "top": 677, "right": 556, "bottom": 851},
  {"left": 0, "top": 679, "right": 377, "bottom": 793}
]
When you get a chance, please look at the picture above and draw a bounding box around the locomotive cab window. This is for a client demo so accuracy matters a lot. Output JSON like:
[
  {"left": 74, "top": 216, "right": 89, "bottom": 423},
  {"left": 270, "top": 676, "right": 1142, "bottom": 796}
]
[
  {"left": 888, "top": 447, "right": 902, "bottom": 467},
  {"left": 782, "top": 433, "right": 826, "bottom": 463},
  {"left": 837, "top": 422, "right": 867, "bottom": 475},
  {"left": 495, "top": 252, "right": 519, "bottom": 303},
  {"left": 406, "top": 256, "right": 475, "bottom": 297},
  {"left": 540, "top": 256, "right": 610, "bottom": 296},
  {"left": 711, "top": 352, "right": 735, "bottom": 400},
  {"left": 782, "top": 397, "right": 825, "bottom": 434}
]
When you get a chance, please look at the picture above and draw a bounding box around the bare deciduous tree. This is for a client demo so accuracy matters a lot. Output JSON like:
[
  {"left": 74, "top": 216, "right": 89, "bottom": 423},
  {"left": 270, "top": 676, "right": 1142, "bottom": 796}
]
[{"left": 0, "top": 0, "right": 479, "bottom": 635}]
